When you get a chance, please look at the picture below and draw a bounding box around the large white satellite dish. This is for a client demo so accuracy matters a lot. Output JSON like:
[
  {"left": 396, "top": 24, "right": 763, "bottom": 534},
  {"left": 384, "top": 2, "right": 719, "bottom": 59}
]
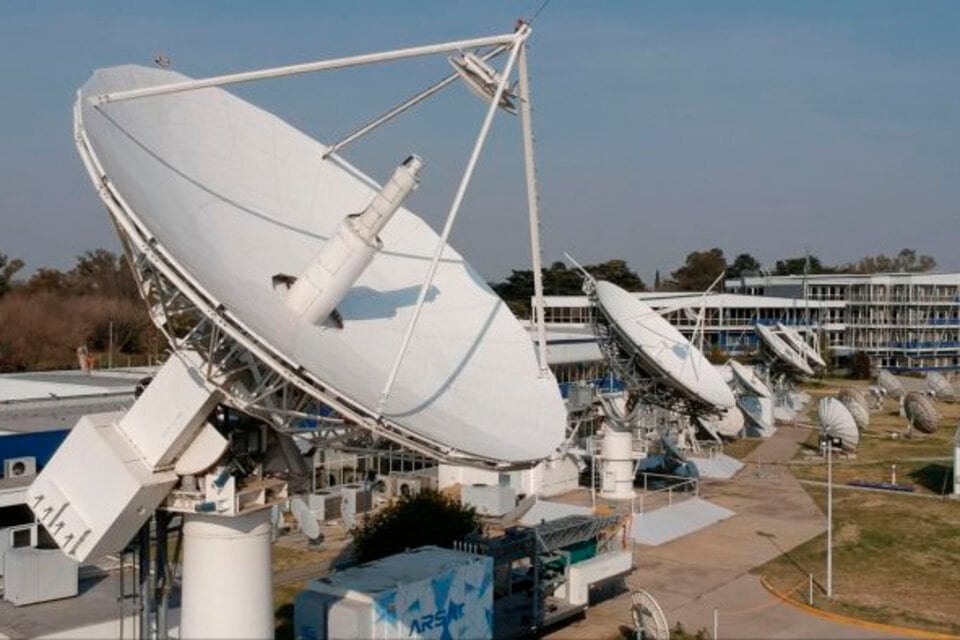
[
  {"left": 775, "top": 323, "right": 826, "bottom": 369},
  {"left": 818, "top": 397, "right": 859, "bottom": 451},
  {"left": 728, "top": 360, "right": 772, "bottom": 398},
  {"left": 755, "top": 324, "right": 814, "bottom": 377},
  {"left": 75, "top": 59, "right": 565, "bottom": 464},
  {"left": 837, "top": 388, "right": 870, "bottom": 431},
  {"left": 631, "top": 590, "right": 669, "bottom": 640},
  {"left": 698, "top": 407, "right": 744, "bottom": 438},
  {"left": 592, "top": 280, "right": 735, "bottom": 412},
  {"left": 904, "top": 392, "right": 941, "bottom": 434}
]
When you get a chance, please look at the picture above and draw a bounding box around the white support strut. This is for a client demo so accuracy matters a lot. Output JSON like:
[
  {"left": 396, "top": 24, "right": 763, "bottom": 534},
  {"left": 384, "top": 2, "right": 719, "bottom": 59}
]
[
  {"left": 93, "top": 33, "right": 517, "bottom": 105},
  {"left": 517, "top": 40, "right": 549, "bottom": 375},
  {"left": 376, "top": 27, "right": 529, "bottom": 415}
]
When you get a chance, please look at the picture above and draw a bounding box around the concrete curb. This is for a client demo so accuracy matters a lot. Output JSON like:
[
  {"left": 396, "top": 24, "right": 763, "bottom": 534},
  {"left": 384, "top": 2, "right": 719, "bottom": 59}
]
[{"left": 759, "top": 575, "right": 959, "bottom": 639}]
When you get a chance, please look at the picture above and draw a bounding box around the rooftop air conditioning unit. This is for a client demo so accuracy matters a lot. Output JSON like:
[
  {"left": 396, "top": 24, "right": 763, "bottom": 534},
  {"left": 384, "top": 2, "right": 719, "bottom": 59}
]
[{"left": 4, "top": 457, "right": 37, "bottom": 479}]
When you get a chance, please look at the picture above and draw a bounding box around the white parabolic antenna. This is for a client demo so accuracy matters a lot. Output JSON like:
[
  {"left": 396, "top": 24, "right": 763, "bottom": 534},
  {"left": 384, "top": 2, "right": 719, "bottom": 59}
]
[
  {"left": 698, "top": 407, "right": 744, "bottom": 438},
  {"left": 291, "top": 497, "right": 321, "bottom": 541},
  {"left": 904, "top": 392, "right": 941, "bottom": 434},
  {"left": 75, "top": 61, "right": 565, "bottom": 463},
  {"left": 728, "top": 359, "right": 772, "bottom": 398},
  {"left": 775, "top": 322, "right": 826, "bottom": 369},
  {"left": 877, "top": 369, "right": 905, "bottom": 399},
  {"left": 593, "top": 281, "right": 735, "bottom": 411},
  {"left": 837, "top": 388, "right": 870, "bottom": 431},
  {"left": 755, "top": 324, "right": 814, "bottom": 377},
  {"left": 818, "top": 397, "right": 859, "bottom": 451},
  {"left": 926, "top": 372, "right": 957, "bottom": 402},
  {"left": 631, "top": 590, "right": 669, "bottom": 640}
]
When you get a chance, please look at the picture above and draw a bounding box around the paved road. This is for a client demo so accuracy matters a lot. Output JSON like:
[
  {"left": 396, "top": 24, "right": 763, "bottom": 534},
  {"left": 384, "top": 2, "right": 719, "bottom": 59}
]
[{"left": 548, "top": 425, "right": 900, "bottom": 639}]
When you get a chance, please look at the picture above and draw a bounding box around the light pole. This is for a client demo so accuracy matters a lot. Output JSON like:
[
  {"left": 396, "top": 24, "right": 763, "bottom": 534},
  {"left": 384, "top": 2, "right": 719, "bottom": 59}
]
[{"left": 825, "top": 436, "right": 836, "bottom": 599}]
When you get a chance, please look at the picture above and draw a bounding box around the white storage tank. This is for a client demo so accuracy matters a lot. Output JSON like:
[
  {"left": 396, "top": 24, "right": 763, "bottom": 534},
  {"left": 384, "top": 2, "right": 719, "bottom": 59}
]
[{"left": 295, "top": 546, "right": 493, "bottom": 640}]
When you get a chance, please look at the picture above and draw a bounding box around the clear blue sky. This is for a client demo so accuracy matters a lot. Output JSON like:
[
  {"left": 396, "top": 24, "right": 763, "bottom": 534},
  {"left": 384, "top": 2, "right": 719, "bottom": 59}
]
[{"left": 2, "top": 1, "right": 958, "bottom": 284}]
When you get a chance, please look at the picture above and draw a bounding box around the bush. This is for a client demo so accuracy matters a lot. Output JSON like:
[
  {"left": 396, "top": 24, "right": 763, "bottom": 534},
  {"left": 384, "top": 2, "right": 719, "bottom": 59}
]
[
  {"left": 351, "top": 489, "right": 480, "bottom": 564},
  {"left": 849, "top": 351, "right": 872, "bottom": 380}
]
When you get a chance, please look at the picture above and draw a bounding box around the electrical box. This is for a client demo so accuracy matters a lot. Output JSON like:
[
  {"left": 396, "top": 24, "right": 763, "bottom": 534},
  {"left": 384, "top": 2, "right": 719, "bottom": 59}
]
[
  {"left": 4, "top": 457, "right": 37, "bottom": 479},
  {"left": 0, "top": 524, "right": 38, "bottom": 577},
  {"left": 295, "top": 546, "right": 493, "bottom": 640},
  {"left": 308, "top": 488, "right": 342, "bottom": 522},
  {"left": 3, "top": 547, "right": 79, "bottom": 606},
  {"left": 461, "top": 484, "right": 516, "bottom": 517}
]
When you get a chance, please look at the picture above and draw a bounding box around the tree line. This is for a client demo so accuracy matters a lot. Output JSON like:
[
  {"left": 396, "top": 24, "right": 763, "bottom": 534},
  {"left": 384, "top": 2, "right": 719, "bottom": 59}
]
[{"left": 0, "top": 249, "right": 160, "bottom": 372}]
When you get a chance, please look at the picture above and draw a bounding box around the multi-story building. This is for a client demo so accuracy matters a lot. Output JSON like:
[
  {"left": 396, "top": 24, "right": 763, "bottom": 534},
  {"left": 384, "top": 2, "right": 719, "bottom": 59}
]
[{"left": 725, "top": 272, "right": 960, "bottom": 372}]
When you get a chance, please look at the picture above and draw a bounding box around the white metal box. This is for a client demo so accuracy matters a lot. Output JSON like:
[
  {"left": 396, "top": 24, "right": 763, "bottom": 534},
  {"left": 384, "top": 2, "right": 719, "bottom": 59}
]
[
  {"left": 461, "top": 484, "right": 516, "bottom": 517},
  {"left": 340, "top": 483, "right": 372, "bottom": 514},
  {"left": 0, "top": 524, "right": 38, "bottom": 577},
  {"left": 3, "top": 547, "right": 79, "bottom": 606},
  {"left": 308, "top": 488, "right": 342, "bottom": 522},
  {"left": 565, "top": 549, "right": 632, "bottom": 606},
  {"left": 295, "top": 546, "right": 493, "bottom": 640}
]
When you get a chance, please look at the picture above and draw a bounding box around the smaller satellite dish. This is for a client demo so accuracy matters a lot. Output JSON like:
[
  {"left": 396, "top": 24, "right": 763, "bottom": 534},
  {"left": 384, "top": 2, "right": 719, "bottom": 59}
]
[
  {"left": 593, "top": 280, "right": 735, "bottom": 411},
  {"left": 448, "top": 51, "right": 518, "bottom": 114},
  {"left": 877, "top": 370, "right": 905, "bottom": 399},
  {"left": 925, "top": 372, "right": 957, "bottom": 402},
  {"left": 837, "top": 389, "right": 870, "bottom": 431},
  {"left": 698, "top": 408, "right": 744, "bottom": 438},
  {"left": 776, "top": 323, "right": 826, "bottom": 369},
  {"left": 728, "top": 360, "right": 772, "bottom": 398},
  {"left": 291, "top": 497, "right": 321, "bottom": 540},
  {"left": 631, "top": 590, "right": 669, "bottom": 640},
  {"left": 904, "top": 392, "right": 941, "bottom": 434},
  {"left": 755, "top": 324, "right": 814, "bottom": 377},
  {"left": 818, "top": 397, "right": 859, "bottom": 451}
]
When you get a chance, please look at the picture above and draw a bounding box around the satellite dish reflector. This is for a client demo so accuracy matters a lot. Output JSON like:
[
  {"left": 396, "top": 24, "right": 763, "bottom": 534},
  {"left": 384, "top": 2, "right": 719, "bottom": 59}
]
[
  {"left": 698, "top": 407, "right": 744, "bottom": 438},
  {"left": 877, "top": 370, "right": 905, "bottom": 399},
  {"left": 291, "top": 497, "right": 321, "bottom": 540},
  {"left": 775, "top": 323, "right": 826, "bottom": 369},
  {"left": 904, "top": 392, "right": 941, "bottom": 434},
  {"left": 593, "top": 281, "right": 735, "bottom": 411},
  {"left": 631, "top": 590, "right": 669, "bottom": 640},
  {"left": 728, "top": 360, "right": 772, "bottom": 398},
  {"left": 837, "top": 388, "right": 870, "bottom": 431},
  {"left": 755, "top": 324, "right": 814, "bottom": 377},
  {"left": 77, "top": 65, "right": 566, "bottom": 463},
  {"left": 174, "top": 422, "right": 229, "bottom": 475},
  {"left": 925, "top": 372, "right": 957, "bottom": 402},
  {"left": 818, "top": 397, "right": 859, "bottom": 451},
  {"left": 449, "top": 52, "right": 518, "bottom": 114}
]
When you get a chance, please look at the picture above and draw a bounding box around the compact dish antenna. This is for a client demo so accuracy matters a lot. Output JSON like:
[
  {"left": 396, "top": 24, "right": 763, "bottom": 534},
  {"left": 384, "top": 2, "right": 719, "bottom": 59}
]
[
  {"left": 755, "top": 324, "right": 814, "bottom": 377},
  {"left": 728, "top": 360, "right": 772, "bottom": 398},
  {"left": 291, "top": 497, "right": 321, "bottom": 542},
  {"left": 838, "top": 387, "right": 870, "bottom": 431},
  {"left": 903, "top": 392, "right": 941, "bottom": 434},
  {"left": 631, "top": 590, "right": 670, "bottom": 640},
  {"left": 926, "top": 372, "right": 957, "bottom": 402},
  {"left": 582, "top": 277, "right": 735, "bottom": 415},
  {"left": 877, "top": 369, "right": 905, "bottom": 399},
  {"left": 818, "top": 397, "right": 859, "bottom": 452},
  {"left": 775, "top": 322, "right": 826, "bottom": 370}
]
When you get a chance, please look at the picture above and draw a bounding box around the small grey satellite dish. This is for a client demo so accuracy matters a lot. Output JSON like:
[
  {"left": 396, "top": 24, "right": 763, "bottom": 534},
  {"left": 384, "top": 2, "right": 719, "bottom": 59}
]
[
  {"left": 449, "top": 51, "right": 518, "bottom": 114},
  {"left": 818, "top": 397, "right": 859, "bottom": 451},
  {"left": 877, "top": 370, "right": 905, "bottom": 399},
  {"left": 926, "top": 372, "right": 957, "bottom": 402},
  {"left": 904, "top": 392, "right": 941, "bottom": 434},
  {"left": 631, "top": 590, "right": 669, "bottom": 640},
  {"left": 837, "top": 388, "right": 870, "bottom": 431}
]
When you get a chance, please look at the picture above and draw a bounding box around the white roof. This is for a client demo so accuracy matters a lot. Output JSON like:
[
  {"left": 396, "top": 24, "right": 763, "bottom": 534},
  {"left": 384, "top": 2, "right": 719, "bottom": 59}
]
[
  {"left": 594, "top": 281, "right": 735, "bottom": 410},
  {"left": 79, "top": 66, "right": 566, "bottom": 463},
  {"left": 0, "top": 377, "right": 124, "bottom": 402},
  {"left": 541, "top": 291, "right": 839, "bottom": 310}
]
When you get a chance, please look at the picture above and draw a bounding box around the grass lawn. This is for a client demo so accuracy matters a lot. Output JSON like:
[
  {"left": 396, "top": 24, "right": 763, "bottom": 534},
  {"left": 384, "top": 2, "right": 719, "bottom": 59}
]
[{"left": 759, "top": 377, "right": 960, "bottom": 634}]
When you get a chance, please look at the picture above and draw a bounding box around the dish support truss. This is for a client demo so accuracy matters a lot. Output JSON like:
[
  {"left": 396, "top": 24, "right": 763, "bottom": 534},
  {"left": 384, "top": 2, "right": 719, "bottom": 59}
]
[{"left": 587, "top": 288, "right": 721, "bottom": 417}]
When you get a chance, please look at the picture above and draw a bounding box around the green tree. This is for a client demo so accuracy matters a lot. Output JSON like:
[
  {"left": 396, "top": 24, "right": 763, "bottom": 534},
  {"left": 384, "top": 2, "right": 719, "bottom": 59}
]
[
  {"left": 843, "top": 248, "right": 936, "bottom": 274},
  {"left": 670, "top": 248, "right": 727, "bottom": 291},
  {"left": 773, "top": 255, "right": 834, "bottom": 276},
  {"left": 0, "top": 253, "right": 24, "bottom": 297},
  {"left": 351, "top": 490, "right": 480, "bottom": 564},
  {"left": 726, "top": 253, "right": 762, "bottom": 278},
  {"left": 849, "top": 351, "right": 872, "bottom": 380},
  {"left": 70, "top": 249, "right": 139, "bottom": 299}
]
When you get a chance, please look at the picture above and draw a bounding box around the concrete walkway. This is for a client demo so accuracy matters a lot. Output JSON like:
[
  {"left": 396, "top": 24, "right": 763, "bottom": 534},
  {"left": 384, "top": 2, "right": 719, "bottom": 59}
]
[{"left": 548, "top": 425, "right": 899, "bottom": 639}]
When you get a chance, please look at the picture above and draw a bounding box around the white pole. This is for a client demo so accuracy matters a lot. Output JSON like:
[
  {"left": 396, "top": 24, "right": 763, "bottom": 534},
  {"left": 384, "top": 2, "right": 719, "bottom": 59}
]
[
  {"left": 713, "top": 607, "right": 718, "bottom": 640},
  {"left": 94, "top": 33, "right": 517, "bottom": 104},
  {"left": 516, "top": 41, "right": 549, "bottom": 375},
  {"left": 826, "top": 437, "right": 833, "bottom": 599},
  {"left": 108, "top": 321, "right": 114, "bottom": 370},
  {"left": 376, "top": 30, "right": 527, "bottom": 415}
]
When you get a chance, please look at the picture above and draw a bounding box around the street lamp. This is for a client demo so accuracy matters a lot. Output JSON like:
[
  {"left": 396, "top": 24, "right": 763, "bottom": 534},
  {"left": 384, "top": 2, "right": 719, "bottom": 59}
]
[{"left": 823, "top": 434, "right": 842, "bottom": 599}]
